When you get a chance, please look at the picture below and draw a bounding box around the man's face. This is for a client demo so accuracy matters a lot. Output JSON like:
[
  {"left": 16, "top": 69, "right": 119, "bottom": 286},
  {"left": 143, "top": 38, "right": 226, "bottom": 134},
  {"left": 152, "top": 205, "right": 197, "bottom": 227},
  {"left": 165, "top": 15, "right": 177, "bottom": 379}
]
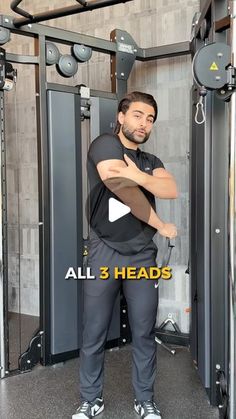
[{"left": 118, "top": 101, "right": 155, "bottom": 145}]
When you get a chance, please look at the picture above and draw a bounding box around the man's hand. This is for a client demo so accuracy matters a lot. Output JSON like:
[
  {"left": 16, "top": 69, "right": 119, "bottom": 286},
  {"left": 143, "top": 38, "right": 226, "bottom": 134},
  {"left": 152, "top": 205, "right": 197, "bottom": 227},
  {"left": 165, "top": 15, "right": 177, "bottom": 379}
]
[
  {"left": 96, "top": 158, "right": 177, "bottom": 234},
  {"left": 106, "top": 154, "right": 178, "bottom": 199},
  {"left": 158, "top": 223, "right": 177, "bottom": 239},
  {"left": 107, "top": 154, "right": 143, "bottom": 184}
]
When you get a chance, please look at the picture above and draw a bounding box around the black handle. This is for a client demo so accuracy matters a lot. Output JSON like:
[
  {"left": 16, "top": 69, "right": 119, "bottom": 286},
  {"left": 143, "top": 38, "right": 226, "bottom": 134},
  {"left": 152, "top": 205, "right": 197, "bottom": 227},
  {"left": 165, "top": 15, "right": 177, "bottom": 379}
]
[{"left": 160, "top": 238, "right": 175, "bottom": 267}]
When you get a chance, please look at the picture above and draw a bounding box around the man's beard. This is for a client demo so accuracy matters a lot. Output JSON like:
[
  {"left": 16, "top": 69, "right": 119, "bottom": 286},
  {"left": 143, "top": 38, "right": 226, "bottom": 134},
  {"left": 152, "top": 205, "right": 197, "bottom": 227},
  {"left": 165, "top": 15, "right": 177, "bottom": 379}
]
[{"left": 121, "top": 124, "right": 150, "bottom": 144}]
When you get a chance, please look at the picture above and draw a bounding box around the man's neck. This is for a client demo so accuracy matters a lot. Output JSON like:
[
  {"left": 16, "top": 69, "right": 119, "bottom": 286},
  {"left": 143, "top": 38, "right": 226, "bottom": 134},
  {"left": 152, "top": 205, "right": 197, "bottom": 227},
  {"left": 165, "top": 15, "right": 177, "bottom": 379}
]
[{"left": 117, "top": 131, "right": 138, "bottom": 150}]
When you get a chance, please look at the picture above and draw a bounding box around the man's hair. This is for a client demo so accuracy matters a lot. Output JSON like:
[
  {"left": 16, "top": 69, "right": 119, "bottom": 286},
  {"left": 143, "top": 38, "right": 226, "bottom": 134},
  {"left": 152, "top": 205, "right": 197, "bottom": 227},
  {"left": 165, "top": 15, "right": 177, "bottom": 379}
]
[{"left": 114, "top": 91, "right": 158, "bottom": 134}]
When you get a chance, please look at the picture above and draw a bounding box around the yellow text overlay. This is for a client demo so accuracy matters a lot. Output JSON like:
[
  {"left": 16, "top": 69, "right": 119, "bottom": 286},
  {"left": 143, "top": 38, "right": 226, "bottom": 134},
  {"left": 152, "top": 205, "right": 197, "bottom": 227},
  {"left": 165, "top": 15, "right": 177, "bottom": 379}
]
[{"left": 99, "top": 266, "right": 172, "bottom": 280}]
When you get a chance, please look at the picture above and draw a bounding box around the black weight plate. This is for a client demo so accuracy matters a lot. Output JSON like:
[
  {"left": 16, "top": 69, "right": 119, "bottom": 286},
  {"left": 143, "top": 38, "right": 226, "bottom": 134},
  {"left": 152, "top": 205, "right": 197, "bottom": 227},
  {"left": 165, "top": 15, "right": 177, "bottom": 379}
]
[
  {"left": 57, "top": 54, "right": 78, "bottom": 77},
  {"left": 46, "top": 42, "right": 60, "bottom": 65},
  {"left": 72, "top": 44, "right": 92, "bottom": 62}
]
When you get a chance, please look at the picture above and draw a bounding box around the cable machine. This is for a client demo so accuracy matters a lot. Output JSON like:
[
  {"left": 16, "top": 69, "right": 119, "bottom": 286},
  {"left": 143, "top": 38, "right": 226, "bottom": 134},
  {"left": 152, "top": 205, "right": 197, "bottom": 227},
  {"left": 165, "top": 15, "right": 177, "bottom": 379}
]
[
  {"left": 0, "top": 0, "right": 190, "bottom": 377},
  {"left": 0, "top": 1, "right": 235, "bottom": 418},
  {"left": 190, "top": 1, "right": 236, "bottom": 417}
]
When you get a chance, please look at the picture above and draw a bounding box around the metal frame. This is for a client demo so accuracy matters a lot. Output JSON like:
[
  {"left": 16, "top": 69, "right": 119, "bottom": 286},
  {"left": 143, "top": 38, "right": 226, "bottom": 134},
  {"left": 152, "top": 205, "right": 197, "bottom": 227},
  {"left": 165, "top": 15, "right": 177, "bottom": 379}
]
[
  {"left": 0, "top": 89, "right": 8, "bottom": 378},
  {"left": 34, "top": 34, "right": 50, "bottom": 366},
  {"left": 10, "top": 0, "right": 133, "bottom": 27},
  {"left": 210, "top": 2, "right": 229, "bottom": 410},
  {"left": 190, "top": 0, "right": 232, "bottom": 417},
  {"left": 0, "top": 14, "right": 191, "bottom": 374},
  {"left": 228, "top": 2, "right": 236, "bottom": 418},
  {"left": 0, "top": 15, "right": 190, "bottom": 61},
  {"left": 0, "top": 2, "right": 234, "bottom": 417}
]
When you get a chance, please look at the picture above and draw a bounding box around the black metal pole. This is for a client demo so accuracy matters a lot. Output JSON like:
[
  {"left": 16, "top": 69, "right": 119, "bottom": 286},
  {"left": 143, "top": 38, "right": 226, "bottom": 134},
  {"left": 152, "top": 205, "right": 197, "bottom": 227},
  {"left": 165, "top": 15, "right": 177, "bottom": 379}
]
[
  {"left": 34, "top": 35, "right": 51, "bottom": 365},
  {"left": 228, "top": 2, "right": 236, "bottom": 417},
  {"left": 10, "top": 0, "right": 33, "bottom": 19},
  {"left": 12, "top": 0, "right": 133, "bottom": 28}
]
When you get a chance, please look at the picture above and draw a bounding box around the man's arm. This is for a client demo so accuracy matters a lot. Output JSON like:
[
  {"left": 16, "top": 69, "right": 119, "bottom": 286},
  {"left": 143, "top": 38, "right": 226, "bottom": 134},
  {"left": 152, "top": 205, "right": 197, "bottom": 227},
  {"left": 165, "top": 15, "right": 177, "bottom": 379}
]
[
  {"left": 107, "top": 154, "right": 178, "bottom": 199},
  {"left": 139, "top": 167, "right": 178, "bottom": 199},
  {"left": 97, "top": 159, "right": 177, "bottom": 238}
]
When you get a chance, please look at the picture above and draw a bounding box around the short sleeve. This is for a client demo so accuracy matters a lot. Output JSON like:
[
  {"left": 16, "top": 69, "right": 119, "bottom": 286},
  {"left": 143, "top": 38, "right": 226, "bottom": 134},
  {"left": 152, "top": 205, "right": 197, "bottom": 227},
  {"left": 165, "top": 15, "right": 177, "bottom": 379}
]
[
  {"left": 88, "top": 134, "right": 124, "bottom": 166},
  {"left": 152, "top": 155, "right": 165, "bottom": 170}
]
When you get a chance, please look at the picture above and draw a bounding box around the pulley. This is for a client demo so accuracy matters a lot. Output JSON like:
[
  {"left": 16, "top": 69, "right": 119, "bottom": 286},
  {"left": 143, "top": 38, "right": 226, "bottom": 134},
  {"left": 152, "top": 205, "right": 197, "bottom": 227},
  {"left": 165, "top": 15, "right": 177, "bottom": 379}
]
[
  {"left": 0, "top": 27, "right": 10, "bottom": 45},
  {"left": 72, "top": 44, "right": 92, "bottom": 62},
  {"left": 46, "top": 42, "right": 60, "bottom": 66},
  {"left": 192, "top": 42, "right": 231, "bottom": 90},
  {"left": 56, "top": 54, "right": 78, "bottom": 78},
  {"left": 192, "top": 42, "right": 235, "bottom": 124}
]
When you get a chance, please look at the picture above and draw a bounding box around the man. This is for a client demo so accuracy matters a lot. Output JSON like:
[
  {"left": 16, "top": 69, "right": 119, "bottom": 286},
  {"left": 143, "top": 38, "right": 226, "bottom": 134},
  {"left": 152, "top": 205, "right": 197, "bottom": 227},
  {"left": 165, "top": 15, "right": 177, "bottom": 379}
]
[{"left": 73, "top": 92, "right": 178, "bottom": 419}]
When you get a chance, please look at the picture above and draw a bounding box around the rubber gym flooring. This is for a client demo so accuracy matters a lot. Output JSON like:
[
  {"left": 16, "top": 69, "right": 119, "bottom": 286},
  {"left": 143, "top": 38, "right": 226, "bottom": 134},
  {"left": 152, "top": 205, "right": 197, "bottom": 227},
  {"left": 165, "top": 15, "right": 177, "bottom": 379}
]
[{"left": 0, "top": 344, "right": 219, "bottom": 419}]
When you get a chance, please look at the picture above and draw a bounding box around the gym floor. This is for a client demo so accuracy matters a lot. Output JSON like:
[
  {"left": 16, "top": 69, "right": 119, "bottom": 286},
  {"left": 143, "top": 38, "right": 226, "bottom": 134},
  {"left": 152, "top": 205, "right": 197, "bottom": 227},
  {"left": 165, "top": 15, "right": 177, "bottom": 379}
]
[{"left": 0, "top": 344, "right": 219, "bottom": 419}]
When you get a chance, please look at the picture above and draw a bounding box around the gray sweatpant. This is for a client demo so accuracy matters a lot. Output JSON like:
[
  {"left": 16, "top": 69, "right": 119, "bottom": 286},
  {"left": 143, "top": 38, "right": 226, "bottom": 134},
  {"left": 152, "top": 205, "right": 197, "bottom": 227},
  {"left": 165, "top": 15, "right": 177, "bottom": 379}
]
[{"left": 79, "top": 230, "right": 159, "bottom": 403}]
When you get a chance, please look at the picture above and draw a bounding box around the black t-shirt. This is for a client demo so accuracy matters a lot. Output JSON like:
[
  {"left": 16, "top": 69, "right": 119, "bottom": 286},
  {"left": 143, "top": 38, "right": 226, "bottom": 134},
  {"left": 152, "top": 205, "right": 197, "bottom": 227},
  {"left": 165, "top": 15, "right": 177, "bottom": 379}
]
[{"left": 87, "top": 133, "right": 164, "bottom": 255}]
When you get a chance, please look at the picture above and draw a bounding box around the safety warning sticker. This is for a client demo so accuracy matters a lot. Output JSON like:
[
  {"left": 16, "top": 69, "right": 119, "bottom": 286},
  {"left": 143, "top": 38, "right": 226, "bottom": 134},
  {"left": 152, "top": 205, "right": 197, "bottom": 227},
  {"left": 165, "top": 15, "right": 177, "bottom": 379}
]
[{"left": 210, "top": 62, "right": 219, "bottom": 71}]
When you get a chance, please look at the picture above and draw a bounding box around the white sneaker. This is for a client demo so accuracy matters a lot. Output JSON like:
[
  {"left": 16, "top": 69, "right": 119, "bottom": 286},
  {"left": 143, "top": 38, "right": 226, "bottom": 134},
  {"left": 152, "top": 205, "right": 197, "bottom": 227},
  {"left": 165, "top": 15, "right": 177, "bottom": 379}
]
[
  {"left": 72, "top": 397, "right": 104, "bottom": 419},
  {"left": 134, "top": 399, "right": 162, "bottom": 419}
]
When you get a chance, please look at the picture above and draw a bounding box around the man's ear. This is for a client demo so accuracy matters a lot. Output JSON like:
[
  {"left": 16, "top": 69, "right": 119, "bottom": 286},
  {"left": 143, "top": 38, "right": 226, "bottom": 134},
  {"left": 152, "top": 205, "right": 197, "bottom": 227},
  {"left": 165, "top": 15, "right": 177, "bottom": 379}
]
[{"left": 118, "top": 111, "right": 125, "bottom": 125}]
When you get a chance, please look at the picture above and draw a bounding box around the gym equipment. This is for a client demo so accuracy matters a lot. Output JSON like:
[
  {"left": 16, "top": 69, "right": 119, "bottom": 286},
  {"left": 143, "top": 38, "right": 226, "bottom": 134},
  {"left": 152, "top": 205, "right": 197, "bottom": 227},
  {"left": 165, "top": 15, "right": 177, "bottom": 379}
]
[
  {"left": 155, "top": 315, "right": 180, "bottom": 356},
  {"left": 56, "top": 54, "right": 78, "bottom": 77},
  {"left": 190, "top": 1, "right": 236, "bottom": 416},
  {"left": 0, "top": 27, "right": 10, "bottom": 45},
  {"left": 0, "top": 14, "right": 193, "bottom": 380},
  {"left": 193, "top": 42, "right": 231, "bottom": 90},
  {"left": 72, "top": 44, "right": 92, "bottom": 62},
  {"left": 192, "top": 42, "right": 233, "bottom": 125},
  {"left": 10, "top": 0, "right": 133, "bottom": 27},
  {"left": 160, "top": 238, "right": 175, "bottom": 268},
  {"left": 45, "top": 42, "right": 60, "bottom": 66},
  {"left": 0, "top": 1, "right": 235, "bottom": 417},
  {"left": 1, "top": 2, "right": 234, "bottom": 417},
  {"left": 0, "top": 48, "right": 17, "bottom": 91},
  {"left": 155, "top": 238, "right": 188, "bottom": 355}
]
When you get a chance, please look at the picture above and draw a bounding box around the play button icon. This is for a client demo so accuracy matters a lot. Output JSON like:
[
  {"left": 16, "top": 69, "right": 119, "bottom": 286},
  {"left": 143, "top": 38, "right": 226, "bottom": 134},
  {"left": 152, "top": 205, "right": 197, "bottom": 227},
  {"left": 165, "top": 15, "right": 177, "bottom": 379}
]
[
  {"left": 85, "top": 179, "right": 153, "bottom": 251},
  {"left": 108, "top": 198, "right": 131, "bottom": 222}
]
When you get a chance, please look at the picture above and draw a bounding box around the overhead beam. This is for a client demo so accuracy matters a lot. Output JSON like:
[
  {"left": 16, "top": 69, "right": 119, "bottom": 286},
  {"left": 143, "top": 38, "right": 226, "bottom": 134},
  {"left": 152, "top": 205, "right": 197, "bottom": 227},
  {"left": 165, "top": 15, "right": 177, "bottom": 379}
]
[
  {"left": 0, "top": 15, "right": 117, "bottom": 54},
  {"left": 137, "top": 41, "right": 191, "bottom": 61},
  {"left": 11, "top": 0, "right": 133, "bottom": 28}
]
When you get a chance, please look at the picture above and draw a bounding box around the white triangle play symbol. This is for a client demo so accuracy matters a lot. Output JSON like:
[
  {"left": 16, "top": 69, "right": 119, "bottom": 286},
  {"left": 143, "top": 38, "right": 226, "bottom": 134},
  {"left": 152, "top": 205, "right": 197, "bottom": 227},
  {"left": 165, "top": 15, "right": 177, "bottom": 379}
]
[{"left": 108, "top": 198, "right": 131, "bottom": 222}]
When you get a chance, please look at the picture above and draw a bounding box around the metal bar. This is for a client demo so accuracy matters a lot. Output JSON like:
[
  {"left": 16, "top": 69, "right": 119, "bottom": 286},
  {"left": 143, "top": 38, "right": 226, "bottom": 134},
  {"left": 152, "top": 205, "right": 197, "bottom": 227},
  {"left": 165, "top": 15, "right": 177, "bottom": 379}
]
[
  {"left": 46, "top": 83, "right": 79, "bottom": 95},
  {"left": 210, "top": 91, "right": 229, "bottom": 405},
  {"left": 208, "top": 0, "right": 229, "bottom": 407},
  {"left": 46, "top": 83, "right": 117, "bottom": 100},
  {"left": 215, "top": 15, "right": 230, "bottom": 32},
  {"left": 35, "top": 35, "right": 50, "bottom": 365},
  {"left": 0, "top": 15, "right": 117, "bottom": 54},
  {"left": 5, "top": 53, "right": 38, "bottom": 64},
  {"left": 0, "top": 17, "right": 191, "bottom": 62},
  {"left": 0, "top": 91, "right": 6, "bottom": 378},
  {"left": 0, "top": 69, "right": 9, "bottom": 378},
  {"left": 76, "top": 0, "right": 87, "bottom": 5},
  {"left": 90, "top": 89, "right": 117, "bottom": 99},
  {"left": 10, "top": 0, "right": 33, "bottom": 19},
  {"left": 193, "top": 0, "right": 212, "bottom": 39},
  {"left": 12, "top": 0, "right": 133, "bottom": 28},
  {"left": 228, "top": 1, "right": 236, "bottom": 417},
  {"left": 137, "top": 41, "right": 191, "bottom": 61}
]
